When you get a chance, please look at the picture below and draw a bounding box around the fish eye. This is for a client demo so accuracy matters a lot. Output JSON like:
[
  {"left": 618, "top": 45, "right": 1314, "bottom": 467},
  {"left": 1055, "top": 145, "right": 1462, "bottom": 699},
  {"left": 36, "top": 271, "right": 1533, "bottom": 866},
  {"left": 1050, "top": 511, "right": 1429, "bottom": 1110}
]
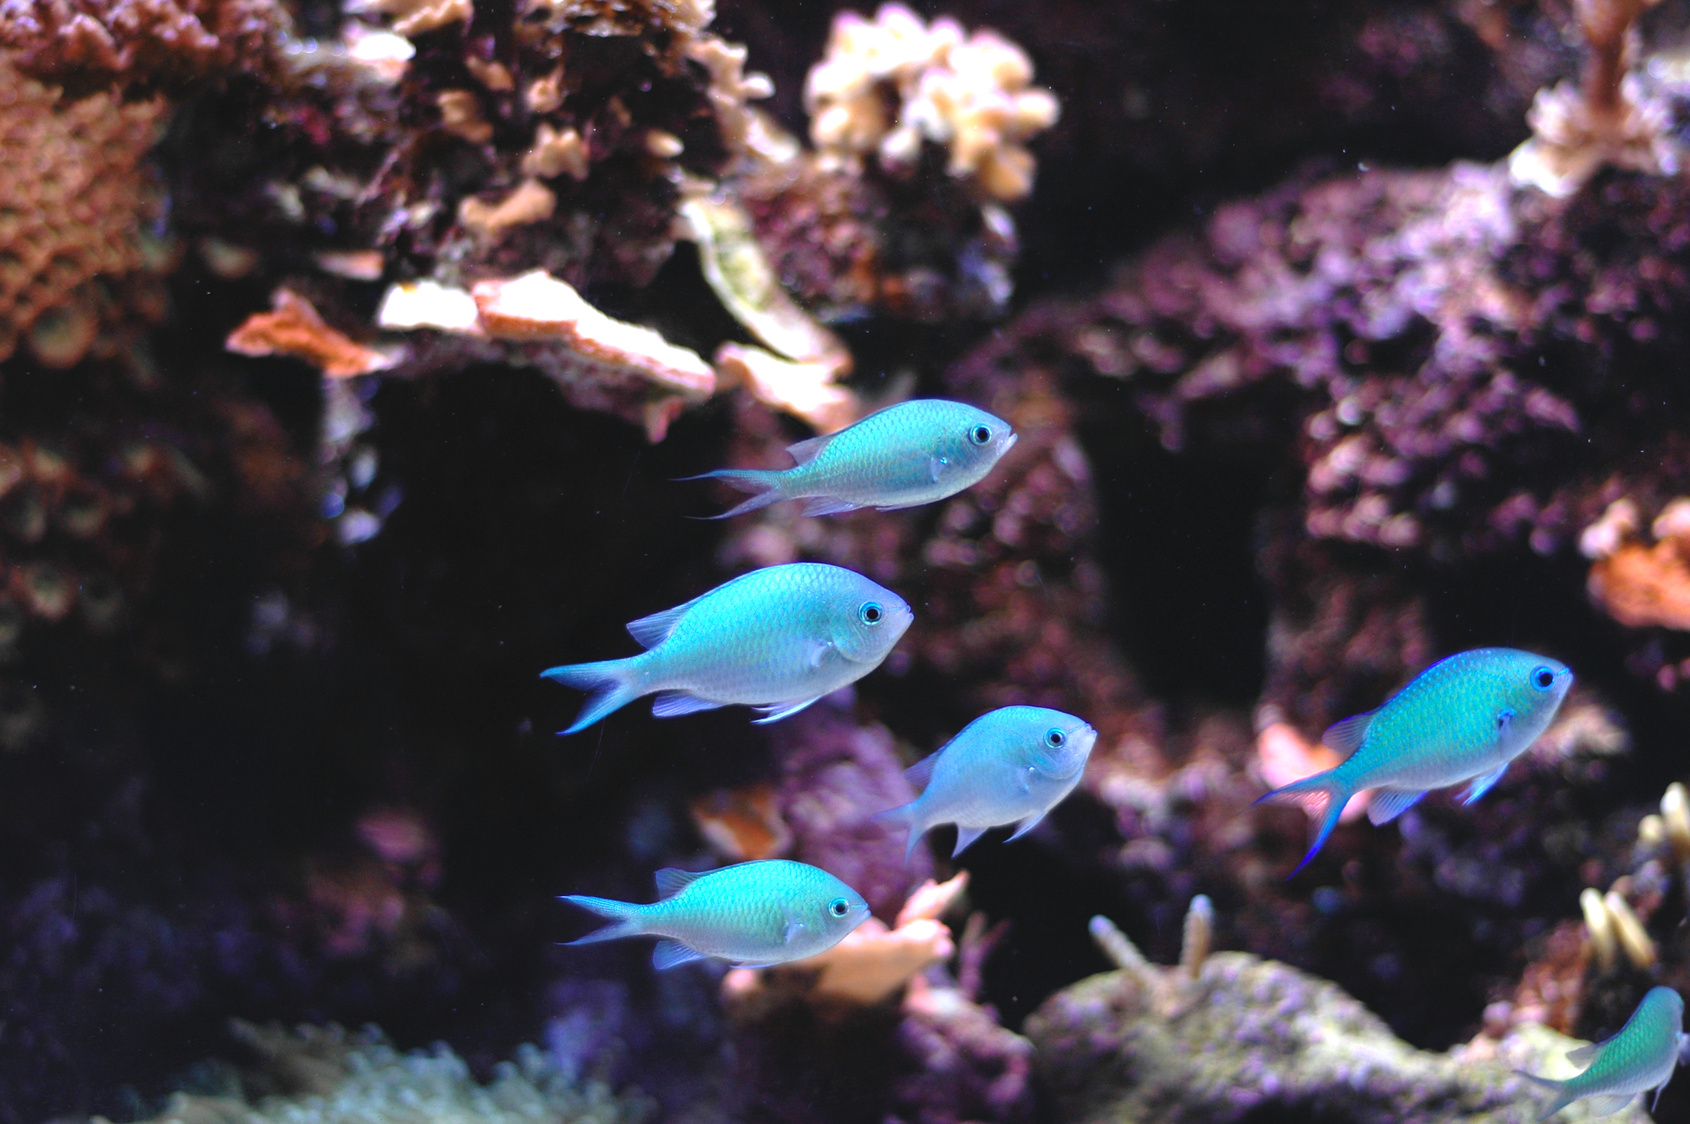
[
  {"left": 828, "top": 897, "right": 850, "bottom": 918},
  {"left": 1530, "top": 666, "right": 1556, "bottom": 691},
  {"left": 860, "top": 602, "right": 884, "bottom": 625},
  {"left": 969, "top": 424, "right": 992, "bottom": 446},
  {"left": 1044, "top": 727, "right": 1066, "bottom": 748}
]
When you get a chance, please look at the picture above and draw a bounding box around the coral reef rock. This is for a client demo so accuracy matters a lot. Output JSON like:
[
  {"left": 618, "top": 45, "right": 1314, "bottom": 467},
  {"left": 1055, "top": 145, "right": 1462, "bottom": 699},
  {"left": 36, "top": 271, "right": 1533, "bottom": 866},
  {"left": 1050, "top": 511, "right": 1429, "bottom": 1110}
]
[
  {"left": 1027, "top": 948, "right": 1646, "bottom": 1124},
  {"left": 116, "top": 1020, "right": 653, "bottom": 1124}
]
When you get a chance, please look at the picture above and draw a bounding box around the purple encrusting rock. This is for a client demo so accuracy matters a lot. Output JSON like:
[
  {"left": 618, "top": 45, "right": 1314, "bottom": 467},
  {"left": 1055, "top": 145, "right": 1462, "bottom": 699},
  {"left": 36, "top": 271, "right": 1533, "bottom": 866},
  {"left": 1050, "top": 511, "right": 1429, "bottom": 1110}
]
[{"left": 767, "top": 695, "right": 934, "bottom": 921}]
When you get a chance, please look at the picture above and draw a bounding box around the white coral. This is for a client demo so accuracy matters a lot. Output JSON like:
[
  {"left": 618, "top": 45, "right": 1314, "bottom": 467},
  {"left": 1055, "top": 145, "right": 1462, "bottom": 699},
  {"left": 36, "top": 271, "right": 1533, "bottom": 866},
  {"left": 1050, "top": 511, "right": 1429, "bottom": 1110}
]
[{"left": 803, "top": 3, "right": 1058, "bottom": 200}]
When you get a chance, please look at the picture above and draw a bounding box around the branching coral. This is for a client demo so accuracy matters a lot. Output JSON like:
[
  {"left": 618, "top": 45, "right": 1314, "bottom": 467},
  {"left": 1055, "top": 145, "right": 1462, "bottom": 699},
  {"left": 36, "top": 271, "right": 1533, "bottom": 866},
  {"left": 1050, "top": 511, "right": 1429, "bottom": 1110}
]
[
  {"left": 803, "top": 2, "right": 1059, "bottom": 202},
  {"left": 0, "top": 61, "right": 168, "bottom": 365},
  {"left": 0, "top": 0, "right": 284, "bottom": 91},
  {"left": 227, "top": 288, "right": 398, "bottom": 377},
  {"left": 114, "top": 1022, "right": 652, "bottom": 1124},
  {"left": 1508, "top": 0, "right": 1675, "bottom": 197}
]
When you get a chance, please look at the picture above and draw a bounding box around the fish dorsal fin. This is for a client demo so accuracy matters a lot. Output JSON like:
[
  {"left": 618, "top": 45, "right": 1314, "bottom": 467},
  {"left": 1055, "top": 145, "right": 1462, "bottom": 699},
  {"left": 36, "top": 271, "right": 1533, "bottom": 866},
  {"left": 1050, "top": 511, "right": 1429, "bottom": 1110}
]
[
  {"left": 1566, "top": 1042, "right": 1600, "bottom": 1066},
  {"left": 654, "top": 867, "right": 704, "bottom": 898},
  {"left": 787, "top": 433, "right": 834, "bottom": 466},
  {"left": 904, "top": 751, "right": 940, "bottom": 789},
  {"left": 1322, "top": 710, "right": 1375, "bottom": 757},
  {"left": 653, "top": 940, "right": 705, "bottom": 969},
  {"left": 627, "top": 596, "right": 702, "bottom": 649}
]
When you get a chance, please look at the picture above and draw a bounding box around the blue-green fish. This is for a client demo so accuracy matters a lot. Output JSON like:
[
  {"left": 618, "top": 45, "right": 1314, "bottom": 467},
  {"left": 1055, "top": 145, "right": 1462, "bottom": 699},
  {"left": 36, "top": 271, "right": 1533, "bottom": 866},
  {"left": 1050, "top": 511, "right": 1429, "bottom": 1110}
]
[
  {"left": 689, "top": 399, "right": 1017, "bottom": 518},
  {"left": 542, "top": 562, "right": 912, "bottom": 734},
  {"left": 562, "top": 859, "right": 871, "bottom": 969},
  {"left": 875, "top": 706, "right": 1097, "bottom": 863},
  {"left": 1257, "top": 647, "right": 1572, "bottom": 877},
  {"left": 1517, "top": 986, "right": 1688, "bottom": 1120}
]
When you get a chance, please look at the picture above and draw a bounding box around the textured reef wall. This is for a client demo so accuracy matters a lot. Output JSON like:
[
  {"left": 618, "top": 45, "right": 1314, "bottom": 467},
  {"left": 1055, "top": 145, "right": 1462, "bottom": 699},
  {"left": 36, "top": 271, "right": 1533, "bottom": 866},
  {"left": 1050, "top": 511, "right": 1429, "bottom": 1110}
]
[{"left": 7, "top": 0, "right": 1690, "bottom": 1123}]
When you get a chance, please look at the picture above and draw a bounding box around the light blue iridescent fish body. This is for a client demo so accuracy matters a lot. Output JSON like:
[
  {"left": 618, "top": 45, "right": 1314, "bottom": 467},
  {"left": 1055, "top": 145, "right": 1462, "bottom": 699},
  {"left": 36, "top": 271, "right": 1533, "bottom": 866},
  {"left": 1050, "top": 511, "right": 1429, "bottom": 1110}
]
[
  {"left": 1258, "top": 647, "right": 1572, "bottom": 876},
  {"left": 875, "top": 706, "right": 1098, "bottom": 863},
  {"left": 1517, "top": 987, "right": 1688, "bottom": 1121},
  {"left": 542, "top": 562, "right": 912, "bottom": 734},
  {"left": 562, "top": 859, "right": 872, "bottom": 969},
  {"left": 690, "top": 399, "right": 1017, "bottom": 518}
]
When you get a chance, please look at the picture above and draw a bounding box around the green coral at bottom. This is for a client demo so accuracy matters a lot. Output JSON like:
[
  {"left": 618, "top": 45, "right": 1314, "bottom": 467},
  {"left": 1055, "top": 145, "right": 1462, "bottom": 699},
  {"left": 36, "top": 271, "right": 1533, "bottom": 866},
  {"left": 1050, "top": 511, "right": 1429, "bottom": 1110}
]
[
  {"left": 1026, "top": 950, "right": 1649, "bottom": 1124},
  {"left": 106, "top": 1021, "right": 653, "bottom": 1124}
]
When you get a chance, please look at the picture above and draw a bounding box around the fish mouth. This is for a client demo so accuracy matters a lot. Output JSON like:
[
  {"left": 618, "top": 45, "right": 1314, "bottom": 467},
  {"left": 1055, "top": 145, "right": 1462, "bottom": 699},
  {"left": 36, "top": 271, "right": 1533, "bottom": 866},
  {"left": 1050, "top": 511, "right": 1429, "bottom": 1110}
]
[{"left": 1001, "top": 431, "right": 1020, "bottom": 454}]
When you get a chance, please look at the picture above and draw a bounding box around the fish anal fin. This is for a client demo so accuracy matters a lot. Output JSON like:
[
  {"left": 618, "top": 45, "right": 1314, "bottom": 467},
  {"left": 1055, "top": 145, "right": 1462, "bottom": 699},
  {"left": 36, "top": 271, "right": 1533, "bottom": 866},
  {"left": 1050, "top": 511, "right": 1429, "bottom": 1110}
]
[
  {"left": 802, "top": 496, "right": 859, "bottom": 516},
  {"left": 1565, "top": 1042, "right": 1599, "bottom": 1066},
  {"left": 627, "top": 599, "right": 700, "bottom": 649},
  {"left": 1367, "top": 788, "right": 1425, "bottom": 825},
  {"left": 952, "top": 825, "right": 987, "bottom": 857},
  {"left": 1584, "top": 1093, "right": 1635, "bottom": 1117},
  {"left": 1460, "top": 763, "right": 1508, "bottom": 806},
  {"left": 1321, "top": 711, "right": 1374, "bottom": 757},
  {"left": 787, "top": 433, "right": 833, "bottom": 465},
  {"left": 652, "top": 691, "right": 726, "bottom": 718},
  {"left": 654, "top": 867, "right": 705, "bottom": 898},
  {"left": 653, "top": 940, "right": 706, "bottom": 969},
  {"left": 1006, "top": 810, "right": 1048, "bottom": 842},
  {"left": 904, "top": 751, "right": 940, "bottom": 788},
  {"left": 753, "top": 696, "right": 823, "bottom": 724}
]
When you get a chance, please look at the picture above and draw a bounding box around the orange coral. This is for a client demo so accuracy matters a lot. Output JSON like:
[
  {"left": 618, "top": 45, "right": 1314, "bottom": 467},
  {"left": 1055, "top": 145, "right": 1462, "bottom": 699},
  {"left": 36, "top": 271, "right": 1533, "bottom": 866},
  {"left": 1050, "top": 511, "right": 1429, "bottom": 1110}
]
[
  {"left": 0, "top": 61, "right": 167, "bottom": 363},
  {"left": 0, "top": 0, "right": 284, "bottom": 90},
  {"left": 226, "top": 289, "right": 397, "bottom": 377},
  {"left": 1585, "top": 496, "right": 1690, "bottom": 629}
]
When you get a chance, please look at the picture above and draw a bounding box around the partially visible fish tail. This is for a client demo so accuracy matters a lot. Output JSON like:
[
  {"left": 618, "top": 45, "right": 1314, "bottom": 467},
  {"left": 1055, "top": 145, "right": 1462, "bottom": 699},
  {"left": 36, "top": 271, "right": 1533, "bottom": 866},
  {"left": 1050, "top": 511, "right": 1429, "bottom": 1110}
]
[
  {"left": 1254, "top": 769, "right": 1352, "bottom": 879},
  {"left": 872, "top": 801, "right": 926, "bottom": 866},
  {"left": 541, "top": 658, "right": 640, "bottom": 735},
  {"left": 683, "top": 469, "right": 788, "bottom": 519},
  {"left": 1512, "top": 1071, "right": 1573, "bottom": 1122},
  {"left": 560, "top": 895, "right": 647, "bottom": 944}
]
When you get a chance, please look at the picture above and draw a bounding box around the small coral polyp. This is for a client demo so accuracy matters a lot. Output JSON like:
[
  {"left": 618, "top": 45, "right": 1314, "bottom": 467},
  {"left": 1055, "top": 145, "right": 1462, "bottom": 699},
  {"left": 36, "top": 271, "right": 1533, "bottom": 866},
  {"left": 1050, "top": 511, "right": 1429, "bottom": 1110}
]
[{"left": 804, "top": 2, "right": 1059, "bottom": 202}]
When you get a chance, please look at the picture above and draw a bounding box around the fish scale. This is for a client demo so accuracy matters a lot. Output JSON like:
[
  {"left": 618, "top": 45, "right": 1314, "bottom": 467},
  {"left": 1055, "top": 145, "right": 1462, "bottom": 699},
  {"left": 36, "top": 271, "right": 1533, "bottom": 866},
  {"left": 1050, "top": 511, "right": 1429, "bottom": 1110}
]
[
  {"left": 562, "top": 860, "right": 871, "bottom": 969},
  {"left": 689, "top": 399, "right": 1018, "bottom": 517},
  {"left": 1259, "top": 647, "right": 1573, "bottom": 877},
  {"left": 1517, "top": 986, "right": 1687, "bottom": 1120}
]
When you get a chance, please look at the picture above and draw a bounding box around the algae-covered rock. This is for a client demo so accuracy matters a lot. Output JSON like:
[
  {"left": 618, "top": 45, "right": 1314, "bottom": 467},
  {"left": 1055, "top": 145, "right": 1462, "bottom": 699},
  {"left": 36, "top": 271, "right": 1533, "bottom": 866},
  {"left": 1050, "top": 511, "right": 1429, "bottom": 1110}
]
[
  {"left": 111, "top": 1021, "right": 652, "bottom": 1124},
  {"left": 1025, "top": 950, "right": 1647, "bottom": 1124}
]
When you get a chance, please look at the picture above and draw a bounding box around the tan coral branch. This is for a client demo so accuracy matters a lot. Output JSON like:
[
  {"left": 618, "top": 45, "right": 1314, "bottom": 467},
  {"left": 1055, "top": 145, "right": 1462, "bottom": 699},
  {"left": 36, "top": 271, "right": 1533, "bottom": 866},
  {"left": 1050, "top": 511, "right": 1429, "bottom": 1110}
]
[{"left": 227, "top": 289, "right": 396, "bottom": 377}]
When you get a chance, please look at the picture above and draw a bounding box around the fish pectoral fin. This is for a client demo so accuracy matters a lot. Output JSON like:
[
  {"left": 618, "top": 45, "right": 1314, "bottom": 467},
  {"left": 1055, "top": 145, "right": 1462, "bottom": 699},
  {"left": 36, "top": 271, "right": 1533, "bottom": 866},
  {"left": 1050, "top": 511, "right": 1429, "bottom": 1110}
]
[
  {"left": 626, "top": 597, "right": 703, "bottom": 648},
  {"left": 1321, "top": 711, "right": 1374, "bottom": 757},
  {"left": 927, "top": 455, "right": 948, "bottom": 483},
  {"left": 1460, "top": 764, "right": 1509, "bottom": 806},
  {"left": 654, "top": 867, "right": 705, "bottom": 898},
  {"left": 952, "top": 825, "right": 988, "bottom": 857},
  {"left": 802, "top": 496, "right": 860, "bottom": 516},
  {"left": 1565, "top": 1042, "right": 1600, "bottom": 1066},
  {"left": 653, "top": 940, "right": 706, "bottom": 970},
  {"left": 1367, "top": 788, "right": 1425, "bottom": 825},
  {"left": 652, "top": 691, "right": 727, "bottom": 718},
  {"left": 752, "top": 696, "right": 824, "bottom": 724},
  {"left": 786, "top": 432, "right": 834, "bottom": 466},
  {"left": 782, "top": 917, "right": 808, "bottom": 945},
  {"left": 1584, "top": 1093, "right": 1636, "bottom": 1117},
  {"left": 904, "top": 750, "right": 940, "bottom": 788},
  {"left": 1006, "top": 811, "right": 1049, "bottom": 842},
  {"left": 805, "top": 639, "right": 834, "bottom": 670}
]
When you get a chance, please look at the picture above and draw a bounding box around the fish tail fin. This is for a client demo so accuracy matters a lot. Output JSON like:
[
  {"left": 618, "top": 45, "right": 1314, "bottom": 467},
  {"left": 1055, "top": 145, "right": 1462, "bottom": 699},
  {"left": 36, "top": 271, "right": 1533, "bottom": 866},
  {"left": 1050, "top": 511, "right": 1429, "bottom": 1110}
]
[
  {"left": 560, "top": 895, "right": 647, "bottom": 944},
  {"left": 1255, "top": 769, "right": 1352, "bottom": 879},
  {"left": 1513, "top": 1072, "right": 1573, "bottom": 1122},
  {"left": 541, "top": 658, "right": 640, "bottom": 735},
  {"left": 872, "top": 801, "right": 926, "bottom": 866},
  {"left": 681, "top": 469, "right": 787, "bottom": 519}
]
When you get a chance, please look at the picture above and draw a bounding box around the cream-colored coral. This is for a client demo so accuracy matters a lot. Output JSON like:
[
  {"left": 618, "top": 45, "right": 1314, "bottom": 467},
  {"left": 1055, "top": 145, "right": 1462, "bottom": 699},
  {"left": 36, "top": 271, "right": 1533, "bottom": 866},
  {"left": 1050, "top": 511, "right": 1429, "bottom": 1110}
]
[
  {"left": 1508, "top": 0, "right": 1674, "bottom": 197},
  {"left": 363, "top": 0, "right": 471, "bottom": 38},
  {"left": 436, "top": 89, "right": 492, "bottom": 143},
  {"left": 457, "top": 178, "right": 557, "bottom": 240},
  {"left": 521, "top": 123, "right": 590, "bottom": 180},
  {"left": 803, "top": 3, "right": 1058, "bottom": 200}
]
